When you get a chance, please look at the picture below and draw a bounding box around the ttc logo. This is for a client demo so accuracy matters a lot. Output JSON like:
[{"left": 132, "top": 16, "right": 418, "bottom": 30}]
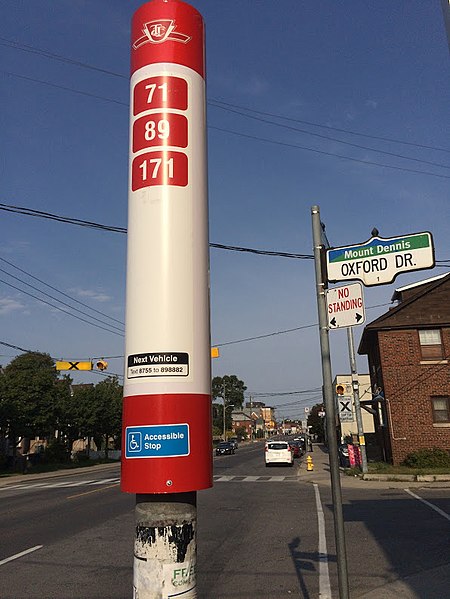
[{"left": 133, "top": 19, "right": 191, "bottom": 49}]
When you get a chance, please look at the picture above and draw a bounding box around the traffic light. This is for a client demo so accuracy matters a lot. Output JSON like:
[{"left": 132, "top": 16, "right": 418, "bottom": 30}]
[
  {"left": 95, "top": 359, "right": 108, "bottom": 371},
  {"left": 336, "top": 384, "right": 345, "bottom": 396}
]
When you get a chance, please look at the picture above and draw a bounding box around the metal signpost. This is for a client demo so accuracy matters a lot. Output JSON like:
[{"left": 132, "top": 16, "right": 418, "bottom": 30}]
[
  {"left": 326, "top": 231, "right": 435, "bottom": 286},
  {"left": 122, "top": 2, "right": 210, "bottom": 596},
  {"left": 327, "top": 283, "right": 368, "bottom": 472},
  {"left": 311, "top": 206, "right": 350, "bottom": 599}
]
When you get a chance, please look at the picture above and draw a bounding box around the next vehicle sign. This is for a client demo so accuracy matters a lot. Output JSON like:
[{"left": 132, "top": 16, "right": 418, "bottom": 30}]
[{"left": 326, "top": 231, "right": 434, "bottom": 286}]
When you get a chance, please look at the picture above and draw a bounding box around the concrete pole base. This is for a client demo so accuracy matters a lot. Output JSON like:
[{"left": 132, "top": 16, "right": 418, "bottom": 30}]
[{"left": 134, "top": 492, "right": 197, "bottom": 599}]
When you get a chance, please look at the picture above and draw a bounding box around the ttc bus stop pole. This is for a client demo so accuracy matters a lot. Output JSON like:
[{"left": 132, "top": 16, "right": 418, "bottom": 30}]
[
  {"left": 311, "top": 205, "right": 350, "bottom": 599},
  {"left": 122, "top": 2, "right": 211, "bottom": 596}
]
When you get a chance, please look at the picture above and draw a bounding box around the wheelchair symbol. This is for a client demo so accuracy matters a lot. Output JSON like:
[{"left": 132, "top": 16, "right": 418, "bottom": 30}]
[{"left": 128, "top": 432, "right": 142, "bottom": 453}]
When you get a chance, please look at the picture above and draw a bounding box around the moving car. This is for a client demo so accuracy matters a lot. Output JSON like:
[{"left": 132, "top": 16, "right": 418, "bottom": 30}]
[
  {"left": 216, "top": 441, "right": 235, "bottom": 456},
  {"left": 265, "top": 440, "right": 293, "bottom": 466}
]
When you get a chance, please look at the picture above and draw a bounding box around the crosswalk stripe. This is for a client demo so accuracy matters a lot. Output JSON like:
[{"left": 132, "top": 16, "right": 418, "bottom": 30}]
[{"left": 213, "top": 475, "right": 297, "bottom": 482}]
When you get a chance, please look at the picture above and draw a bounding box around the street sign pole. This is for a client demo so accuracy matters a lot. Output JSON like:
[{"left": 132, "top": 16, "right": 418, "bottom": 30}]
[
  {"left": 123, "top": 2, "right": 210, "bottom": 597},
  {"left": 347, "top": 327, "right": 368, "bottom": 474},
  {"left": 311, "top": 205, "right": 350, "bottom": 599}
]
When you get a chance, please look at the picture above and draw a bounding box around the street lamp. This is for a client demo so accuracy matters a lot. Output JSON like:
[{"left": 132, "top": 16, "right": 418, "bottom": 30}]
[{"left": 223, "top": 402, "right": 234, "bottom": 441}]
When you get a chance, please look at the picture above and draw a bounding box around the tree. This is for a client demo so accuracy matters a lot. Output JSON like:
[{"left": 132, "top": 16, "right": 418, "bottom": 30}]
[
  {"left": 91, "top": 376, "right": 123, "bottom": 457},
  {"left": 307, "top": 403, "right": 326, "bottom": 442},
  {"left": 211, "top": 375, "right": 247, "bottom": 436},
  {"left": 0, "top": 352, "right": 62, "bottom": 442}
]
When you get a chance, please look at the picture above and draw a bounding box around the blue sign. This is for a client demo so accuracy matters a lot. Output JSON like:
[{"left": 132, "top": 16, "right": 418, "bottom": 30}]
[{"left": 125, "top": 424, "right": 190, "bottom": 458}]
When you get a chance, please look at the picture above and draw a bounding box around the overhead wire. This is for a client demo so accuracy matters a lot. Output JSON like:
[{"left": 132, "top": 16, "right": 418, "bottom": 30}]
[
  {"left": 1, "top": 202, "right": 448, "bottom": 265},
  {"left": 0, "top": 264, "right": 124, "bottom": 332},
  {"left": 0, "top": 256, "right": 124, "bottom": 326},
  {"left": 0, "top": 278, "right": 124, "bottom": 337},
  {"left": 2, "top": 35, "right": 448, "bottom": 153},
  {"left": 209, "top": 101, "right": 450, "bottom": 170},
  {"left": 1, "top": 67, "right": 449, "bottom": 178}
]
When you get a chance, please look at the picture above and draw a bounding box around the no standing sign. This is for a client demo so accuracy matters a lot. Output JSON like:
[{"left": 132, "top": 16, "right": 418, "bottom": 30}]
[{"left": 326, "top": 282, "right": 365, "bottom": 329}]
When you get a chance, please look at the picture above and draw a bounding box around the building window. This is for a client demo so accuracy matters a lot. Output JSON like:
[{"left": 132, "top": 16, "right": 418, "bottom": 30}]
[
  {"left": 431, "top": 396, "right": 450, "bottom": 423},
  {"left": 419, "top": 329, "right": 443, "bottom": 360}
]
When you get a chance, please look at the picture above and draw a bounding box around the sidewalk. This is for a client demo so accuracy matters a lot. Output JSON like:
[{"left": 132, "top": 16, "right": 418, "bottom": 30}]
[
  {"left": 299, "top": 445, "right": 450, "bottom": 598},
  {"left": 297, "top": 444, "right": 450, "bottom": 489}
]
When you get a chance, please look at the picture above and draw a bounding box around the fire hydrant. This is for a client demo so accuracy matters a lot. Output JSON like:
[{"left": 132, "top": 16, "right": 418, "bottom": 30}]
[{"left": 306, "top": 455, "right": 314, "bottom": 471}]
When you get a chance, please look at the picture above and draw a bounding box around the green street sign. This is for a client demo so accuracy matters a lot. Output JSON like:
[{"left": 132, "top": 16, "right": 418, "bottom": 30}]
[{"left": 326, "top": 231, "right": 434, "bottom": 286}]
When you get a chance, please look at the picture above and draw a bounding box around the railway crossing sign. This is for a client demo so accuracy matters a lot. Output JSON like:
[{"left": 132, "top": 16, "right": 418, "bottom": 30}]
[
  {"left": 55, "top": 361, "right": 92, "bottom": 371},
  {"left": 338, "top": 398, "right": 354, "bottom": 422},
  {"left": 326, "top": 282, "right": 365, "bottom": 329}
]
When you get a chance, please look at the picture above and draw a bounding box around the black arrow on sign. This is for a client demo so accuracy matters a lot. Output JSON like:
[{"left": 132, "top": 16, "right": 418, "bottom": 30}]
[
  {"left": 355, "top": 313, "right": 363, "bottom": 322},
  {"left": 330, "top": 317, "right": 337, "bottom": 327}
]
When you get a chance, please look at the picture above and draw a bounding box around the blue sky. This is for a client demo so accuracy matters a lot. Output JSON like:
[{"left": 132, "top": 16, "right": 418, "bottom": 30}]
[{"left": 1, "top": 0, "right": 449, "bottom": 420}]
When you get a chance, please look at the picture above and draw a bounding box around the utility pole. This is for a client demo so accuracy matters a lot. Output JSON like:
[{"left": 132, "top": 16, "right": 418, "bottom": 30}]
[
  {"left": 347, "top": 327, "right": 368, "bottom": 473},
  {"left": 223, "top": 382, "right": 226, "bottom": 440},
  {"left": 311, "top": 205, "right": 350, "bottom": 599}
]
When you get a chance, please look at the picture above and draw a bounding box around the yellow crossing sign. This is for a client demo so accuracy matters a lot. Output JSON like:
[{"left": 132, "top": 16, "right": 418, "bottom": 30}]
[{"left": 55, "top": 361, "right": 93, "bottom": 371}]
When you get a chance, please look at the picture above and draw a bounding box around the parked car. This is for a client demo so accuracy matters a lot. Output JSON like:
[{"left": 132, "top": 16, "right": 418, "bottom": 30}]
[
  {"left": 289, "top": 441, "right": 303, "bottom": 458},
  {"left": 229, "top": 437, "right": 239, "bottom": 450},
  {"left": 265, "top": 440, "right": 293, "bottom": 466},
  {"left": 216, "top": 441, "right": 235, "bottom": 456}
]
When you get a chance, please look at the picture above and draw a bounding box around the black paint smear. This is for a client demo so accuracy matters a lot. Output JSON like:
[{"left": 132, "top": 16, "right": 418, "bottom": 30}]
[{"left": 136, "top": 523, "right": 195, "bottom": 563}]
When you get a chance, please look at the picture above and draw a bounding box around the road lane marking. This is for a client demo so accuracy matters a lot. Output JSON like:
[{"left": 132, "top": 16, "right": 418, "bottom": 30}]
[
  {"left": 66, "top": 482, "right": 119, "bottom": 499},
  {"left": 404, "top": 489, "right": 450, "bottom": 522},
  {"left": 0, "top": 478, "right": 121, "bottom": 492},
  {"left": 0, "top": 545, "right": 43, "bottom": 566},
  {"left": 313, "top": 483, "right": 332, "bottom": 599},
  {"left": 89, "top": 478, "right": 120, "bottom": 485}
]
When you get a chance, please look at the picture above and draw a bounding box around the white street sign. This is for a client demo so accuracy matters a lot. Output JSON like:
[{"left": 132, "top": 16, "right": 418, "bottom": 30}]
[
  {"left": 326, "top": 231, "right": 434, "bottom": 286},
  {"left": 338, "top": 397, "right": 354, "bottom": 422},
  {"left": 326, "top": 282, "right": 365, "bottom": 329}
]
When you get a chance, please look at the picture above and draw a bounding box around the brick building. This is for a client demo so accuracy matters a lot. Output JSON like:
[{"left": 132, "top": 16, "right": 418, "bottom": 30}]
[{"left": 358, "top": 273, "right": 450, "bottom": 465}]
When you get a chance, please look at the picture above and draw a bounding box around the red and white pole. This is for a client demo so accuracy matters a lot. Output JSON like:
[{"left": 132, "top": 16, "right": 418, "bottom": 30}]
[{"left": 122, "top": 1, "right": 210, "bottom": 596}]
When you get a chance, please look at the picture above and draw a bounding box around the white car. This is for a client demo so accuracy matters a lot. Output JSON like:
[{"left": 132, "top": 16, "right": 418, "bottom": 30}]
[{"left": 265, "top": 440, "right": 294, "bottom": 467}]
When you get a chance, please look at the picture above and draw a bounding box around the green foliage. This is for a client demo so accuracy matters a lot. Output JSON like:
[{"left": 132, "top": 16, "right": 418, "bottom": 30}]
[
  {"left": 72, "top": 450, "right": 90, "bottom": 464},
  {"left": 307, "top": 403, "right": 325, "bottom": 441},
  {"left": 211, "top": 375, "right": 246, "bottom": 433},
  {"left": 0, "top": 352, "right": 70, "bottom": 447},
  {"left": 42, "top": 440, "right": 71, "bottom": 464},
  {"left": 402, "top": 447, "right": 450, "bottom": 469},
  {"left": 234, "top": 426, "right": 247, "bottom": 440},
  {"left": 212, "top": 375, "right": 246, "bottom": 409}
]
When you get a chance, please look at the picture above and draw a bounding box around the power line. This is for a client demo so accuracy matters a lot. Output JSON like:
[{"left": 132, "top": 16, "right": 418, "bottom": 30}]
[
  {"left": 2, "top": 69, "right": 449, "bottom": 179},
  {"left": 2, "top": 35, "right": 448, "bottom": 154},
  {"left": 209, "top": 99, "right": 450, "bottom": 154},
  {"left": 2, "top": 202, "right": 449, "bottom": 266},
  {"left": 0, "top": 278, "right": 124, "bottom": 337},
  {"left": 209, "top": 126, "right": 450, "bottom": 180},
  {"left": 0, "top": 202, "right": 313, "bottom": 259},
  {"left": 0, "top": 256, "right": 124, "bottom": 326},
  {"left": 0, "top": 37, "right": 128, "bottom": 80},
  {"left": 0, "top": 264, "right": 124, "bottom": 332},
  {"left": 209, "top": 101, "right": 450, "bottom": 170}
]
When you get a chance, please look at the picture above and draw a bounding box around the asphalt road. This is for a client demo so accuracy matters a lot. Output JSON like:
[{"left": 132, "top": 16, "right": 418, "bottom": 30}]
[{"left": 0, "top": 443, "right": 449, "bottom": 598}]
